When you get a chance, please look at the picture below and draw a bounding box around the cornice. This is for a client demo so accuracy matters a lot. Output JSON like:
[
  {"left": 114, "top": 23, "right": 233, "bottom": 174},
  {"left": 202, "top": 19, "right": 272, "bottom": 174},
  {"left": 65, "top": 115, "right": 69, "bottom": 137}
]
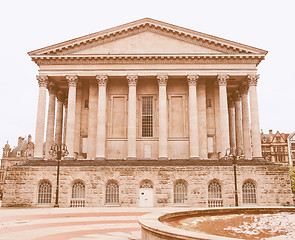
[
  {"left": 31, "top": 54, "right": 265, "bottom": 66},
  {"left": 28, "top": 18, "right": 268, "bottom": 57}
]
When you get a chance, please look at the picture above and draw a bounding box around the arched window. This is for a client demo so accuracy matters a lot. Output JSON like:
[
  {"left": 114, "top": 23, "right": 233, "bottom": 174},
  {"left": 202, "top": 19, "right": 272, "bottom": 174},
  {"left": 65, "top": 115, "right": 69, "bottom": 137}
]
[
  {"left": 174, "top": 181, "right": 187, "bottom": 205},
  {"left": 242, "top": 181, "right": 257, "bottom": 204},
  {"left": 38, "top": 181, "right": 52, "bottom": 204},
  {"left": 208, "top": 181, "right": 223, "bottom": 207},
  {"left": 70, "top": 181, "right": 85, "bottom": 207},
  {"left": 105, "top": 181, "right": 119, "bottom": 204}
]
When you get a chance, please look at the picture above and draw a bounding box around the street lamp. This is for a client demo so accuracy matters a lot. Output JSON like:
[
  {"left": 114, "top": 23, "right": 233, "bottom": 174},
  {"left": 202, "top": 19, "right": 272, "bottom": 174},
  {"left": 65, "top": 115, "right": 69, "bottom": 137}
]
[
  {"left": 49, "top": 143, "right": 68, "bottom": 207},
  {"left": 224, "top": 147, "right": 245, "bottom": 207}
]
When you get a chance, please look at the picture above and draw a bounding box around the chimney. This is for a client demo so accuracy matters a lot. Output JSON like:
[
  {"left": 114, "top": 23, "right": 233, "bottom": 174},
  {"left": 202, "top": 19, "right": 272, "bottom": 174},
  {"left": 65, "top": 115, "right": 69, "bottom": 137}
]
[{"left": 269, "top": 130, "right": 273, "bottom": 141}]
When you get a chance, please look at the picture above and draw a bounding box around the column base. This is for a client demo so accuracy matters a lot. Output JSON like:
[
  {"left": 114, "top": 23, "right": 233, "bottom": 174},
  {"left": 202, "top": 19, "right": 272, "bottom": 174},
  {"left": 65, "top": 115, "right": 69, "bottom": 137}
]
[
  {"left": 95, "top": 157, "right": 105, "bottom": 160},
  {"left": 158, "top": 157, "right": 168, "bottom": 160},
  {"left": 33, "top": 157, "right": 44, "bottom": 160},
  {"left": 189, "top": 156, "right": 200, "bottom": 160},
  {"left": 64, "top": 156, "right": 75, "bottom": 160},
  {"left": 127, "top": 157, "right": 137, "bottom": 160}
]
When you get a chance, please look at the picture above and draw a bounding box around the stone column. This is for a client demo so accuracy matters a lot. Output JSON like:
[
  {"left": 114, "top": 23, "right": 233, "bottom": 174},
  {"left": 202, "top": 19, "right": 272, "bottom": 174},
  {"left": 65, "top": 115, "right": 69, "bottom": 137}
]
[
  {"left": 55, "top": 92, "right": 64, "bottom": 146},
  {"left": 248, "top": 74, "right": 262, "bottom": 158},
  {"left": 198, "top": 80, "right": 208, "bottom": 159},
  {"left": 34, "top": 75, "right": 48, "bottom": 158},
  {"left": 234, "top": 92, "right": 243, "bottom": 151},
  {"left": 187, "top": 75, "right": 199, "bottom": 159},
  {"left": 65, "top": 75, "right": 78, "bottom": 159},
  {"left": 240, "top": 85, "right": 252, "bottom": 159},
  {"left": 127, "top": 75, "right": 138, "bottom": 159},
  {"left": 228, "top": 99, "right": 236, "bottom": 152},
  {"left": 96, "top": 75, "right": 108, "bottom": 159},
  {"left": 45, "top": 86, "right": 56, "bottom": 159},
  {"left": 63, "top": 102, "right": 68, "bottom": 145},
  {"left": 157, "top": 75, "right": 168, "bottom": 160},
  {"left": 217, "top": 75, "right": 230, "bottom": 157}
]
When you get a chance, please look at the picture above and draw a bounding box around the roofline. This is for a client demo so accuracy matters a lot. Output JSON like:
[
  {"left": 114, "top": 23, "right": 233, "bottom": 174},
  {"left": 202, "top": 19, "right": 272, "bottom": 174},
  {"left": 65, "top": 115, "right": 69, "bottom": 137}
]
[{"left": 28, "top": 18, "right": 268, "bottom": 56}]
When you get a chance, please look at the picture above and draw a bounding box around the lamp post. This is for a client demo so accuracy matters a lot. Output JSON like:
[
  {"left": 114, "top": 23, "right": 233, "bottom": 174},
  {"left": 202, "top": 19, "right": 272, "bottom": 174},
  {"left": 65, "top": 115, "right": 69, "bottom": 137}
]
[
  {"left": 224, "top": 147, "right": 244, "bottom": 207},
  {"left": 49, "top": 143, "right": 68, "bottom": 207}
]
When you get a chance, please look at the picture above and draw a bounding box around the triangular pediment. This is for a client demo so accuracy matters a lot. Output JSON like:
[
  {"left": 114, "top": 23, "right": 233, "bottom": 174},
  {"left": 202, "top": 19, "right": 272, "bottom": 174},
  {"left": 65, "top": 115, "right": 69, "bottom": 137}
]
[
  {"left": 73, "top": 31, "right": 221, "bottom": 55},
  {"left": 29, "top": 18, "right": 267, "bottom": 57}
]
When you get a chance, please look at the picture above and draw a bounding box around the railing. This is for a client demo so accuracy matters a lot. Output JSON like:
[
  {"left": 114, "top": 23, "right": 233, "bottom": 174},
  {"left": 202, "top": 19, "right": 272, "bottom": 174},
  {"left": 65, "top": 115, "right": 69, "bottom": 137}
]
[
  {"left": 70, "top": 199, "right": 85, "bottom": 207},
  {"left": 208, "top": 199, "right": 223, "bottom": 207}
]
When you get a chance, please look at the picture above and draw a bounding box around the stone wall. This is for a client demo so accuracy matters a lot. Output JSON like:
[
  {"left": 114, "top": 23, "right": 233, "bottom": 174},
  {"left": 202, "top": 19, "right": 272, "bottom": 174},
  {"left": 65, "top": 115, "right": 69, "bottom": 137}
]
[{"left": 2, "top": 161, "right": 293, "bottom": 207}]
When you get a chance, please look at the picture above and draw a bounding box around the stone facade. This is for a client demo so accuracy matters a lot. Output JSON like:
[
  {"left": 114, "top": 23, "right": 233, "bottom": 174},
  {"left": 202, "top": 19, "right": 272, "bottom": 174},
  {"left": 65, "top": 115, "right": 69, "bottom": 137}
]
[
  {"left": 2, "top": 160, "right": 292, "bottom": 207},
  {"left": 1, "top": 18, "right": 293, "bottom": 207}
]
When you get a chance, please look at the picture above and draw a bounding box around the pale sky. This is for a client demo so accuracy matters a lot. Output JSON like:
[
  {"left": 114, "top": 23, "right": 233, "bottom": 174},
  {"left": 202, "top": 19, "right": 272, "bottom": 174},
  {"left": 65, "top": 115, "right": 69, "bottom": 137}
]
[{"left": 1, "top": 0, "right": 294, "bottom": 154}]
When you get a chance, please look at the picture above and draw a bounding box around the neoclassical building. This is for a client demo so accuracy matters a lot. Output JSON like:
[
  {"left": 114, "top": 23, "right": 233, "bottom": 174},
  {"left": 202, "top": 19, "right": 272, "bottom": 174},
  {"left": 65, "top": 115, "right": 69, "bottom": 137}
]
[{"left": 2, "top": 18, "right": 292, "bottom": 207}]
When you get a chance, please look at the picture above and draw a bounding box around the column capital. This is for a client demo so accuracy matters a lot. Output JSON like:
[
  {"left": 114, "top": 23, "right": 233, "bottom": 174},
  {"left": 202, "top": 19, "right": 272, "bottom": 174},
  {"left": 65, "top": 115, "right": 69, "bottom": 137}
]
[
  {"left": 66, "top": 75, "right": 78, "bottom": 87},
  {"left": 233, "top": 90, "right": 241, "bottom": 102},
  {"left": 247, "top": 74, "right": 259, "bottom": 86},
  {"left": 36, "top": 75, "right": 49, "bottom": 87},
  {"left": 127, "top": 75, "right": 138, "bottom": 87},
  {"left": 240, "top": 85, "right": 249, "bottom": 94},
  {"left": 157, "top": 74, "right": 168, "bottom": 86},
  {"left": 217, "top": 74, "right": 229, "bottom": 86},
  {"left": 187, "top": 75, "right": 199, "bottom": 86},
  {"left": 96, "top": 75, "right": 108, "bottom": 86}
]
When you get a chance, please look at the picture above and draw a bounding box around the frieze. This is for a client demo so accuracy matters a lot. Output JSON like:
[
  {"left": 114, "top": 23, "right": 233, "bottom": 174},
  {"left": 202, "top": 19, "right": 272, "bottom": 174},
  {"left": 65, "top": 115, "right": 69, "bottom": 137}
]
[
  {"left": 36, "top": 75, "right": 48, "bottom": 87},
  {"left": 126, "top": 75, "right": 138, "bottom": 87},
  {"left": 96, "top": 75, "right": 108, "bottom": 86},
  {"left": 187, "top": 75, "right": 199, "bottom": 86},
  {"left": 157, "top": 75, "right": 168, "bottom": 86},
  {"left": 217, "top": 74, "right": 229, "bottom": 86}
]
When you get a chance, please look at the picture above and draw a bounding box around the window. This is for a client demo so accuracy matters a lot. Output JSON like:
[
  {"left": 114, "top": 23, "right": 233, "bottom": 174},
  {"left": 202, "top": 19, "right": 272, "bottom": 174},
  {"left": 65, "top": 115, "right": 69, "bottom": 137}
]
[
  {"left": 71, "top": 182, "right": 85, "bottom": 207},
  {"left": 105, "top": 181, "right": 119, "bottom": 204},
  {"left": 38, "top": 181, "right": 52, "bottom": 204},
  {"left": 142, "top": 97, "right": 153, "bottom": 137},
  {"left": 174, "top": 181, "right": 187, "bottom": 205},
  {"left": 291, "top": 152, "right": 295, "bottom": 159},
  {"left": 276, "top": 136, "right": 281, "bottom": 142},
  {"left": 242, "top": 181, "right": 257, "bottom": 204},
  {"left": 206, "top": 99, "right": 212, "bottom": 108},
  {"left": 84, "top": 99, "right": 89, "bottom": 109},
  {"left": 208, "top": 182, "right": 223, "bottom": 207},
  {"left": 291, "top": 143, "right": 295, "bottom": 150}
]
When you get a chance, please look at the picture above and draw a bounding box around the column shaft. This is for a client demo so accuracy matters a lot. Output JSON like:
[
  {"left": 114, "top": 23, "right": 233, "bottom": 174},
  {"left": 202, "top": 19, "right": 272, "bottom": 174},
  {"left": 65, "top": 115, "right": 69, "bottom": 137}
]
[
  {"left": 127, "top": 75, "right": 138, "bottom": 159},
  {"left": 228, "top": 100, "right": 236, "bottom": 151},
  {"left": 248, "top": 75, "right": 262, "bottom": 158},
  {"left": 34, "top": 76, "right": 48, "bottom": 158},
  {"left": 96, "top": 75, "right": 108, "bottom": 159},
  {"left": 45, "top": 87, "right": 56, "bottom": 159},
  {"left": 187, "top": 75, "right": 199, "bottom": 159},
  {"left": 235, "top": 94, "right": 243, "bottom": 150},
  {"left": 63, "top": 103, "right": 68, "bottom": 145},
  {"left": 240, "top": 86, "right": 252, "bottom": 159},
  {"left": 217, "top": 75, "right": 230, "bottom": 157},
  {"left": 157, "top": 75, "right": 168, "bottom": 159},
  {"left": 55, "top": 96, "right": 64, "bottom": 146},
  {"left": 87, "top": 81, "right": 98, "bottom": 159},
  {"left": 65, "top": 75, "right": 78, "bottom": 158},
  {"left": 198, "top": 81, "right": 207, "bottom": 158}
]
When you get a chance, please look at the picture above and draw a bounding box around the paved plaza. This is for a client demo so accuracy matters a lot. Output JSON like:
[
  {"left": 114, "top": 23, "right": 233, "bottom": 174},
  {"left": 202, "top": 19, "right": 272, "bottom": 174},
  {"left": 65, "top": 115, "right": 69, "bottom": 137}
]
[{"left": 0, "top": 207, "right": 169, "bottom": 240}]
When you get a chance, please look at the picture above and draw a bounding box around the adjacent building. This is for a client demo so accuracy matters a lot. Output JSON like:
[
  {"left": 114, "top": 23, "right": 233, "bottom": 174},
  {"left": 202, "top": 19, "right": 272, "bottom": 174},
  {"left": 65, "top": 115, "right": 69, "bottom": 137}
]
[{"left": 1, "top": 18, "right": 292, "bottom": 208}]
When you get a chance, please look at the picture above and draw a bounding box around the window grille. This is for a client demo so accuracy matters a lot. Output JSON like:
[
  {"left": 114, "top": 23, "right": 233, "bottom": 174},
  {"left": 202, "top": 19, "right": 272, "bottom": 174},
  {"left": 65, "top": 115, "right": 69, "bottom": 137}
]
[
  {"left": 38, "top": 181, "right": 52, "bottom": 204},
  {"left": 140, "top": 181, "right": 153, "bottom": 188},
  {"left": 70, "top": 182, "right": 85, "bottom": 207},
  {"left": 208, "top": 182, "right": 223, "bottom": 207},
  {"left": 174, "top": 181, "right": 187, "bottom": 204},
  {"left": 242, "top": 181, "right": 257, "bottom": 204},
  {"left": 105, "top": 181, "right": 119, "bottom": 204},
  {"left": 142, "top": 97, "right": 153, "bottom": 137}
]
